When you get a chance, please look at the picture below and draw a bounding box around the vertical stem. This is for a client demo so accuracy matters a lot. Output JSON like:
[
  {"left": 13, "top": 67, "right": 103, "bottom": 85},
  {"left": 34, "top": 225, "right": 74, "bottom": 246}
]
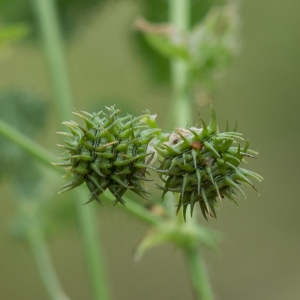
[
  {"left": 31, "top": 0, "right": 111, "bottom": 299},
  {"left": 75, "top": 189, "right": 111, "bottom": 300},
  {"left": 168, "top": 1, "right": 214, "bottom": 299},
  {"left": 168, "top": 0, "right": 193, "bottom": 128},
  {"left": 184, "top": 245, "right": 214, "bottom": 300},
  {"left": 26, "top": 215, "right": 70, "bottom": 300},
  {"left": 31, "top": 0, "right": 72, "bottom": 122}
]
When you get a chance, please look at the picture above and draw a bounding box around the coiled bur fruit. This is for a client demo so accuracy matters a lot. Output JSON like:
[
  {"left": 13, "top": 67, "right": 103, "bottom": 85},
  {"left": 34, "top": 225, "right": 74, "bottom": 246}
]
[
  {"left": 54, "top": 106, "right": 160, "bottom": 205},
  {"left": 155, "top": 105, "right": 263, "bottom": 220}
]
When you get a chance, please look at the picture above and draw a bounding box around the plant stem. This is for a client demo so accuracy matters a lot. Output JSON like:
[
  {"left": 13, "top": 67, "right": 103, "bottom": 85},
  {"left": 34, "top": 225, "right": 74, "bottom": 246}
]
[
  {"left": 0, "top": 117, "right": 214, "bottom": 299},
  {"left": 31, "top": 0, "right": 110, "bottom": 298},
  {"left": 30, "top": 0, "right": 72, "bottom": 122},
  {"left": 0, "top": 118, "right": 58, "bottom": 172},
  {"left": 109, "top": 195, "right": 162, "bottom": 226},
  {"left": 167, "top": 0, "right": 193, "bottom": 218},
  {"left": 184, "top": 245, "right": 214, "bottom": 300},
  {"left": 75, "top": 189, "right": 111, "bottom": 300},
  {"left": 168, "top": 1, "right": 214, "bottom": 299},
  {"left": 25, "top": 212, "right": 70, "bottom": 300},
  {"left": 0, "top": 117, "right": 163, "bottom": 228},
  {"left": 168, "top": 0, "right": 193, "bottom": 128}
]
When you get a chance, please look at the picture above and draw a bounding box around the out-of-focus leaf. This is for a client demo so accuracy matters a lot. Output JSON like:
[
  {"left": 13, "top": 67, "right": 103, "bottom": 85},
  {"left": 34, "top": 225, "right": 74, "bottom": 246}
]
[
  {"left": 133, "top": 0, "right": 220, "bottom": 82},
  {"left": 144, "top": 33, "right": 189, "bottom": 60},
  {"left": 136, "top": 3, "right": 240, "bottom": 94},
  {"left": 0, "top": 24, "right": 30, "bottom": 46},
  {"left": 135, "top": 18, "right": 189, "bottom": 60},
  {"left": 134, "top": 220, "right": 219, "bottom": 261},
  {"left": 188, "top": 3, "right": 240, "bottom": 92}
]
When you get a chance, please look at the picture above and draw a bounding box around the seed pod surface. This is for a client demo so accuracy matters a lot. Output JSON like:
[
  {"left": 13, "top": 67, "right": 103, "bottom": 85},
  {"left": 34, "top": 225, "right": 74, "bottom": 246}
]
[
  {"left": 155, "top": 105, "right": 262, "bottom": 219},
  {"left": 54, "top": 106, "right": 160, "bottom": 205}
]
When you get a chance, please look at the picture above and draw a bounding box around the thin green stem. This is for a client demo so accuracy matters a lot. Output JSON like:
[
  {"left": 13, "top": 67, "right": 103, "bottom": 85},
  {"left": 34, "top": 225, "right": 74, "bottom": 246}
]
[
  {"left": 168, "top": 0, "right": 193, "bottom": 128},
  {"left": 31, "top": 0, "right": 72, "bottom": 122},
  {"left": 167, "top": 0, "right": 193, "bottom": 218},
  {"left": 0, "top": 118, "right": 58, "bottom": 172},
  {"left": 184, "top": 245, "right": 214, "bottom": 300},
  {"left": 168, "top": 0, "right": 214, "bottom": 299},
  {"left": 30, "top": 0, "right": 110, "bottom": 298},
  {"left": 108, "top": 194, "right": 162, "bottom": 226},
  {"left": 25, "top": 212, "right": 70, "bottom": 300},
  {"left": 75, "top": 189, "right": 111, "bottom": 300}
]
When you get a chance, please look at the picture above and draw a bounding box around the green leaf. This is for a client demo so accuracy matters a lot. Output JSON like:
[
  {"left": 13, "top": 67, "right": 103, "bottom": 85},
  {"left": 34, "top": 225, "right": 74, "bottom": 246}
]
[
  {"left": 144, "top": 33, "right": 189, "bottom": 60},
  {"left": 0, "top": 23, "right": 30, "bottom": 46},
  {"left": 134, "top": 220, "right": 219, "bottom": 261}
]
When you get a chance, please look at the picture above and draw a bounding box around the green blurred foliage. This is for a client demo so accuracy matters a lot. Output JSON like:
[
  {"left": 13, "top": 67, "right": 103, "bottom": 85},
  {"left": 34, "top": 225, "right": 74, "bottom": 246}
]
[
  {"left": 137, "top": 3, "right": 239, "bottom": 93},
  {"left": 0, "top": 1, "right": 298, "bottom": 299},
  {"left": 0, "top": 90, "right": 47, "bottom": 190},
  {"left": 133, "top": 0, "right": 221, "bottom": 82},
  {"left": 0, "top": 90, "right": 75, "bottom": 240},
  {"left": 0, "top": 23, "right": 30, "bottom": 48},
  {"left": 0, "top": 0, "right": 109, "bottom": 35},
  {"left": 188, "top": 4, "right": 240, "bottom": 92},
  {"left": 10, "top": 180, "right": 76, "bottom": 242},
  {"left": 135, "top": 219, "right": 219, "bottom": 260},
  {"left": 0, "top": 0, "right": 221, "bottom": 83}
]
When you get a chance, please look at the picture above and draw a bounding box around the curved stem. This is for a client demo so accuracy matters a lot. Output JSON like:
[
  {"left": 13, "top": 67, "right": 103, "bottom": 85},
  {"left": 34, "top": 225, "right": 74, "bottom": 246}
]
[{"left": 0, "top": 118, "right": 58, "bottom": 172}]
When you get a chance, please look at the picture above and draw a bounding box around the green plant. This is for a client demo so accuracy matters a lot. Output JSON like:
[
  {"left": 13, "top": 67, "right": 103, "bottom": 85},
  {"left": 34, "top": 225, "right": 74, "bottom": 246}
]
[
  {"left": 54, "top": 106, "right": 160, "bottom": 205},
  {"left": 55, "top": 103, "right": 262, "bottom": 221},
  {"left": 155, "top": 105, "right": 262, "bottom": 220},
  {"left": 0, "top": 1, "right": 262, "bottom": 300}
]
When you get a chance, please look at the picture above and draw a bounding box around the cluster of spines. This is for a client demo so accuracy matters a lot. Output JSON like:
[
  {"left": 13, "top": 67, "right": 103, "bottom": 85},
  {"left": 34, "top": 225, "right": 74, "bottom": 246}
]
[
  {"left": 54, "top": 106, "right": 160, "bottom": 205},
  {"left": 155, "top": 105, "right": 263, "bottom": 219}
]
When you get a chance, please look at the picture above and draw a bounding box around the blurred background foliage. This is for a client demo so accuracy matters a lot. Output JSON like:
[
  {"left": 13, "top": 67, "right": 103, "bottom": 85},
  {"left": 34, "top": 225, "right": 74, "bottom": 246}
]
[
  {"left": 0, "top": 0, "right": 220, "bottom": 82},
  {"left": 0, "top": 90, "right": 46, "bottom": 182},
  {"left": 0, "top": 0, "right": 300, "bottom": 299},
  {"left": 0, "top": 90, "right": 76, "bottom": 242}
]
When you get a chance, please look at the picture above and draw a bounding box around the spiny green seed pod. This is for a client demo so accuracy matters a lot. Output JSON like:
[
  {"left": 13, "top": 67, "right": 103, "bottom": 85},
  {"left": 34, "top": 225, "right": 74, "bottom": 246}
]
[
  {"left": 155, "top": 105, "right": 263, "bottom": 220},
  {"left": 53, "top": 106, "right": 160, "bottom": 205}
]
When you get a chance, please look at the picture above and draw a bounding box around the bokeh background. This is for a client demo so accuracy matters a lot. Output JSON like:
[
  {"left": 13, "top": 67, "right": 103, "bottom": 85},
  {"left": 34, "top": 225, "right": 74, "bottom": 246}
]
[{"left": 0, "top": 0, "right": 300, "bottom": 299}]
